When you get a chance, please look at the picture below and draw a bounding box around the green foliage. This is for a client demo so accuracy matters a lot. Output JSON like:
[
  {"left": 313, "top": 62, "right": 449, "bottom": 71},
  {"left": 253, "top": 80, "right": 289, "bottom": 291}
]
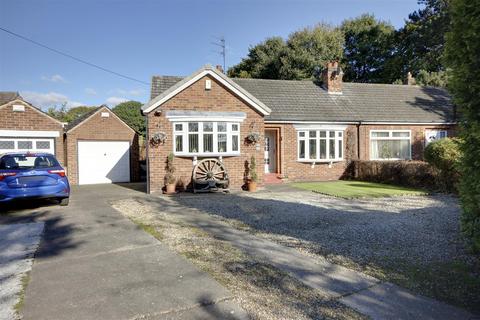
[
  {"left": 395, "top": 0, "right": 450, "bottom": 74},
  {"left": 228, "top": 1, "right": 451, "bottom": 84},
  {"left": 280, "top": 24, "right": 344, "bottom": 80},
  {"left": 112, "top": 100, "right": 145, "bottom": 136},
  {"left": 341, "top": 14, "right": 396, "bottom": 83},
  {"left": 424, "top": 138, "right": 461, "bottom": 191},
  {"left": 165, "top": 153, "right": 176, "bottom": 185},
  {"left": 47, "top": 103, "right": 97, "bottom": 123},
  {"left": 249, "top": 156, "right": 258, "bottom": 182},
  {"left": 228, "top": 24, "right": 344, "bottom": 80},
  {"left": 415, "top": 69, "right": 450, "bottom": 87},
  {"left": 445, "top": 0, "right": 480, "bottom": 251},
  {"left": 228, "top": 37, "right": 286, "bottom": 79}
]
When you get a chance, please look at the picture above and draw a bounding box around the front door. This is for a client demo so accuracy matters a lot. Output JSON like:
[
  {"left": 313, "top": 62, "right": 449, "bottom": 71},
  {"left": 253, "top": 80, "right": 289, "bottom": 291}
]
[{"left": 264, "top": 131, "right": 276, "bottom": 173}]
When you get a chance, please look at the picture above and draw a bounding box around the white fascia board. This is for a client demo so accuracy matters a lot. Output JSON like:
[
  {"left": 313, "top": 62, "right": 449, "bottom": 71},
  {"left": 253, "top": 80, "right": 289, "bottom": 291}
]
[
  {"left": 293, "top": 124, "right": 349, "bottom": 131},
  {"left": 0, "top": 130, "right": 60, "bottom": 137},
  {"left": 143, "top": 69, "right": 271, "bottom": 115},
  {"left": 265, "top": 120, "right": 358, "bottom": 124},
  {"left": 360, "top": 121, "right": 456, "bottom": 125}
]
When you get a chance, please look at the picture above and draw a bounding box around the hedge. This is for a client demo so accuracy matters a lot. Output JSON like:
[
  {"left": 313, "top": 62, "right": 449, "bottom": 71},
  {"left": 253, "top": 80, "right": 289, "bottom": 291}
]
[{"left": 345, "top": 160, "right": 445, "bottom": 192}]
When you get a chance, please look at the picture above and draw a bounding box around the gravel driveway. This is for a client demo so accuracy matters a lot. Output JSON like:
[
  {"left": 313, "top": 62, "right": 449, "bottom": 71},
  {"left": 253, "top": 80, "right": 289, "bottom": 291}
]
[{"left": 171, "top": 187, "right": 480, "bottom": 313}]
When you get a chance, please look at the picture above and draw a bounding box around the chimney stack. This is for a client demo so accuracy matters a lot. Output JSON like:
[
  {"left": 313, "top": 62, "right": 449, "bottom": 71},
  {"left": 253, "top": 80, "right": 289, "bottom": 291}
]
[
  {"left": 215, "top": 65, "right": 224, "bottom": 74},
  {"left": 322, "top": 61, "right": 343, "bottom": 94},
  {"left": 407, "top": 72, "right": 416, "bottom": 85}
]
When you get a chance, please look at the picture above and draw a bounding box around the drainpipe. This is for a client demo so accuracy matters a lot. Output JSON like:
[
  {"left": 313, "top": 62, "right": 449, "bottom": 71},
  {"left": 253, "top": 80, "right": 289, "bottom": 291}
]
[
  {"left": 356, "top": 121, "right": 362, "bottom": 160},
  {"left": 145, "top": 114, "right": 150, "bottom": 194}
]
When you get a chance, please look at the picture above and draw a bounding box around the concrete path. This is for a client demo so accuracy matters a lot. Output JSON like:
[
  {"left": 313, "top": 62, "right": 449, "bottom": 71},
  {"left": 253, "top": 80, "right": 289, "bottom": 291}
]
[
  {"left": 0, "top": 222, "right": 44, "bottom": 320},
  {"left": 151, "top": 194, "right": 477, "bottom": 320},
  {"left": 4, "top": 184, "right": 247, "bottom": 320}
]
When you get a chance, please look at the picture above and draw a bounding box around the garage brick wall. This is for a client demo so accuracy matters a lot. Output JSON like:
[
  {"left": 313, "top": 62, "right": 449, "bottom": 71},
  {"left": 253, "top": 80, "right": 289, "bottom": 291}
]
[
  {"left": 147, "top": 74, "right": 265, "bottom": 193},
  {"left": 0, "top": 100, "right": 65, "bottom": 165},
  {"left": 66, "top": 107, "right": 139, "bottom": 185}
]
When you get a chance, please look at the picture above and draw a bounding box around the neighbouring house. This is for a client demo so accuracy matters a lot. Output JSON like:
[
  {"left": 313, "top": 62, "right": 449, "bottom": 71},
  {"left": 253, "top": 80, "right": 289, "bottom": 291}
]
[
  {"left": 0, "top": 93, "right": 140, "bottom": 185},
  {"left": 0, "top": 92, "right": 65, "bottom": 164},
  {"left": 142, "top": 62, "right": 456, "bottom": 194}
]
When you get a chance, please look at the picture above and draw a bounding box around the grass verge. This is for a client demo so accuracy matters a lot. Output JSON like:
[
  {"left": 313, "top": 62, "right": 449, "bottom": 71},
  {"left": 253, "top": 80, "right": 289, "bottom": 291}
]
[
  {"left": 14, "top": 271, "right": 31, "bottom": 317},
  {"left": 292, "top": 180, "right": 428, "bottom": 198}
]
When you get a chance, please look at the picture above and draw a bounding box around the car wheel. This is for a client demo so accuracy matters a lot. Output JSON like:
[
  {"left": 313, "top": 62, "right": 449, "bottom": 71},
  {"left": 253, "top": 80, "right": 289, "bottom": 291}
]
[{"left": 59, "top": 198, "right": 69, "bottom": 206}]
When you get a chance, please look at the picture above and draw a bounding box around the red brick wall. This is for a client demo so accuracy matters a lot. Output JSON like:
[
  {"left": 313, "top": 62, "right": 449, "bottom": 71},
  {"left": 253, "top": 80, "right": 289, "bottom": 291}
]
[
  {"left": 0, "top": 100, "right": 65, "bottom": 165},
  {"left": 147, "top": 74, "right": 265, "bottom": 193},
  {"left": 270, "top": 124, "right": 356, "bottom": 182},
  {"left": 358, "top": 124, "right": 456, "bottom": 161},
  {"left": 268, "top": 122, "right": 456, "bottom": 182},
  {"left": 65, "top": 107, "right": 139, "bottom": 185}
]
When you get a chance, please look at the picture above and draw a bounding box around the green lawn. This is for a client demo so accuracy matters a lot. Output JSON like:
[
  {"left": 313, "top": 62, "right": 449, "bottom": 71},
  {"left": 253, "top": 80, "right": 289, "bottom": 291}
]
[{"left": 291, "top": 180, "right": 428, "bottom": 199}]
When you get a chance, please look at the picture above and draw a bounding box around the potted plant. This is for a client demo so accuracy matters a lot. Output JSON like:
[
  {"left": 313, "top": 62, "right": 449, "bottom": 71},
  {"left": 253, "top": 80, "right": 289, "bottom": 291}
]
[
  {"left": 164, "top": 153, "right": 176, "bottom": 194},
  {"left": 247, "top": 156, "right": 258, "bottom": 192}
]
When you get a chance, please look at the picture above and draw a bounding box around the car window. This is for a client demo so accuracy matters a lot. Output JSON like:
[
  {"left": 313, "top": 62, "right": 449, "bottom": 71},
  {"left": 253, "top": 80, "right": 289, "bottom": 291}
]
[{"left": 0, "top": 155, "right": 60, "bottom": 170}]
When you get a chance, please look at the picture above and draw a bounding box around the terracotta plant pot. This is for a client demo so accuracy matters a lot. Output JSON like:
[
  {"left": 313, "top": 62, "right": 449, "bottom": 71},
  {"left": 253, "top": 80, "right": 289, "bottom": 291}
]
[
  {"left": 165, "top": 183, "right": 176, "bottom": 194},
  {"left": 247, "top": 181, "right": 257, "bottom": 192}
]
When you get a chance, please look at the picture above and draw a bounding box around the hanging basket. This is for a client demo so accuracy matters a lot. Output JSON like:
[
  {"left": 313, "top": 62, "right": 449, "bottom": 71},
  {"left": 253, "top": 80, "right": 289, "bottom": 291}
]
[
  {"left": 151, "top": 132, "right": 167, "bottom": 145},
  {"left": 246, "top": 132, "right": 261, "bottom": 144}
]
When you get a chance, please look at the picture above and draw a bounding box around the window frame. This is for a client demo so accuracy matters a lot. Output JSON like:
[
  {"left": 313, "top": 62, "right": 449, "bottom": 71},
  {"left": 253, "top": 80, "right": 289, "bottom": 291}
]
[
  {"left": 370, "top": 129, "right": 412, "bottom": 161},
  {"left": 173, "top": 121, "right": 241, "bottom": 157},
  {"left": 297, "top": 129, "right": 344, "bottom": 162},
  {"left": 425, "top": 129, "right": 448, "bottom": 145}
]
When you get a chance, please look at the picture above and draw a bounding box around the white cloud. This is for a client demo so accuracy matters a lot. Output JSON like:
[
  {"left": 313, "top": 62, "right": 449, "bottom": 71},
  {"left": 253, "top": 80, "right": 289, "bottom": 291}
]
[
  {"left": 85, "top": 88, "right": 97, "bottom": 95},
  {"left": 41, "top": 74, "right": 68, "bottom": 83},
  {"left": 105, "top": 96, "right": 128, "bottom": 107},
  {"left": 21, "top": 91, "right": 83, "bottom": 110},
  {"left": 108, "top": 88, "right": 145, "bottom": 96}
]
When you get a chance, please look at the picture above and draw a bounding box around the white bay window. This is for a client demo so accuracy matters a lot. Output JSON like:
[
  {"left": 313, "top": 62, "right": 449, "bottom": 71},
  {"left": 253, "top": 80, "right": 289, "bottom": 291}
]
[
  {"left": 297, "top": 130, "right": 343, "bottom": 161},
  {"left": 370, "top": 130, "right": 411, "bottom": 160},
  {"left": 174, "top": 121, "right": 240, "bottom": 156}
]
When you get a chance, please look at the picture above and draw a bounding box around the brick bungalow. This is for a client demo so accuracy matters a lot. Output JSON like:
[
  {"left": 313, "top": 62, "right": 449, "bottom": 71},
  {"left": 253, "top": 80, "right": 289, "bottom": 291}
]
[
  {"left": 142, "top": 63, "right": 455, "bottom": 194},
  {"left": 0, "top": 93, "right": 139, "bottom": 185}
]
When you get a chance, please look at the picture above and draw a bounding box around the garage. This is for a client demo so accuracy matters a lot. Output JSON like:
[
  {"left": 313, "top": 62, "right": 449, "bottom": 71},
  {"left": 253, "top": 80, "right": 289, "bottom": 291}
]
[
  {"left": 78, "top": 141, "right": 130, "bottom": 185},
  {"left": 0, "top": 93, "right": 65, "bottom": 164},
  {"left": 65, "top": 105, "right": 139, "bottom": 185}
]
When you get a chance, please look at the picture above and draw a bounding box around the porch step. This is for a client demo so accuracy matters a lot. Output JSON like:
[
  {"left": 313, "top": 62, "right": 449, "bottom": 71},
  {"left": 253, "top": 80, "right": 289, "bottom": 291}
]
[{"left": 264, "top": 173, "right": 283, "bottom": 184}]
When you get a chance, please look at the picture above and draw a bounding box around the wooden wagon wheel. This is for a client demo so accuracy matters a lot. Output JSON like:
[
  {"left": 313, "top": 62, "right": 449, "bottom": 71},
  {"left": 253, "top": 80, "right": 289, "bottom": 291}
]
[{"left": 192, "top": 158, "right": 229, "bottom": 192}]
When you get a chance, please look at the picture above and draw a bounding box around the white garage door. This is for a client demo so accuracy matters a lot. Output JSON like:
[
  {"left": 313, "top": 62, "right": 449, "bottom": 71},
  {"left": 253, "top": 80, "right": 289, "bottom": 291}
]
[
  {"left": 0, "top": 138, "right": 55, "bottom": 154},
  {"left": 78, "top": 141, "right": 130, "bottom": 185}
]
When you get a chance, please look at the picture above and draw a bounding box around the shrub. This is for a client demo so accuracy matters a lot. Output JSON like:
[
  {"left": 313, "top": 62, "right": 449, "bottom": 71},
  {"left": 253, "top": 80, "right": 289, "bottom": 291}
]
[
  {"left": 249, "top": 156, "right": 258, "bottom": 182},
  {"left": 424, "top": 138, "right": 461, "bottom": 192},
  {"left": 347, "top": 160, "right": 440, "bottom": 191},
  {"left": 164, "top": 153, "right": 176, "bottom": 185}
]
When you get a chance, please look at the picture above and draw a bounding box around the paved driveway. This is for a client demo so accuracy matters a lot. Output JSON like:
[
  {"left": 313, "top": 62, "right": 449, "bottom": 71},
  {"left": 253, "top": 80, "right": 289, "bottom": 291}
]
[{"left": 2, "top": 184, "right": 246, "bottom": 320}]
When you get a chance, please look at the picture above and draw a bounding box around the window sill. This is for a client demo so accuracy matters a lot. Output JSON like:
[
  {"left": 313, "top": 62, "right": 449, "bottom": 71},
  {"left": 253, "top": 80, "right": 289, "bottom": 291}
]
[
  {"left": 297, "top": 159, "right": 344, "bottom": 163},
  {"left": 174, "top": 152, "right": 241, "bottom": 157}
]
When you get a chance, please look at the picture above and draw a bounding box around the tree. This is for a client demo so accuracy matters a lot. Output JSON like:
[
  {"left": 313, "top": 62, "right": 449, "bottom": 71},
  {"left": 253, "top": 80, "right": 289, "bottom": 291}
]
[
  {"left": 112, "top": 100, "right": 145, "bottom": 136},
  {"left": 415, "top": 69, "right": 450, "bottom": 87},
  {"left": 340, "top": 14, "right": 396, "bottom": 83},
  {"left": 47, "top": 103, "right": 97, "bottom": 123},
  {"left": 228, "top": 24, "right": 344, "bottom": 80},
  {"left": 279, "top": 24, "right": 344, "bottom": 80},
  {"left": 227, "top": 37, "right": 286, "bottom": 79},
  {"left": 444, "top": 0, "right": 480, "bottom": 251},
  {"left": 395, "top": 0, "right": 450, "bottom": 76}
]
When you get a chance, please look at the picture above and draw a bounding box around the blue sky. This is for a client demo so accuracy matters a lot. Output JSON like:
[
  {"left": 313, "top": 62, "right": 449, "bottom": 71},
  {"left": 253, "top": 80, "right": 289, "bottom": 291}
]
[{"left": 0, "top": 0, "right": 420, "bottom": 110}]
